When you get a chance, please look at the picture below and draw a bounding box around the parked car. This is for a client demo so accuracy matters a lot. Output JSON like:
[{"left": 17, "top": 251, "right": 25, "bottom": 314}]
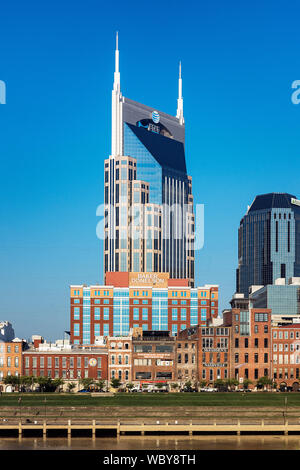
[{"left": 78, "top": 389, "right": 90, "bottom": 393}]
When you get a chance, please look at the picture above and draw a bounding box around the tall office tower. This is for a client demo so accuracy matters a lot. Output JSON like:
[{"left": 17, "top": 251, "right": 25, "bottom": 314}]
[
  {"left": 104, "top": 35, "right": 195, "bottom": 285},
  {"left": 236, "top": 193, "right": 300, "bottom": 297}
]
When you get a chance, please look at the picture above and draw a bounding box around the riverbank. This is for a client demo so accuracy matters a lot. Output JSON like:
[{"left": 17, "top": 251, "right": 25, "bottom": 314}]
[{"left": 0, "top": 391, "right": 299, "bottom": 407}]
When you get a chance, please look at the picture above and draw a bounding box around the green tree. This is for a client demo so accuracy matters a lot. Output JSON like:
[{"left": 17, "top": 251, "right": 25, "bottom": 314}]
[
  {"left": 110, "top": 378, "right": 121, "bottom": 389},
  {"left": 256, "top": 376, "right": 272, "bottom": 390},
  {"left": 242, "top": 379, "right": 253, "bottom": 390},
  {"left": 3, "top": 375, "right": 20, "bottom": 391},
  {"left": 126, "top": 382, "right": 134, "bottom": 391},
  {"left": 95, "top": 379, "right": 106, "bottom": 391},
  {"left": 214, "top": 379, "right": 225, "bottom": 390},
  {"left": 170, "top": 382, "right": 179, "bottom": 391},
  {"left": 67, "top": 382, "right": 76, "bottom": 393},
  {"left": 79, "top": 378, "right": 94, "bottom": 390},
  {"left": 36, "top": 376, "right": 52, "bottom": 392},
  {"left": 52, "top": 378, "right": 64, "bottom": 392},
  {"left": 184, "top": 380, "right": 192, "bottom": 389},
  {"left": 199, "top": 380, "right": 207, "bottom": 388},
  {"left": 225, "top": 378, "right": 238, "bottom": 391}
]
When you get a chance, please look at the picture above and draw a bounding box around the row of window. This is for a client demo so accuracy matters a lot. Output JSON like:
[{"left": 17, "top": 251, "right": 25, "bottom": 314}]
[
  {"left": 0, "top": 345, "right": 20, "bottom": 353},
  {"left": 234, "top": 338, "right": 269, "bottom": 348},
  {"left": 24, "top": 369, "right": 102, "bottom": 379},
  {"left": 273, "top": 354, "right": 300, "bottom": 364},
  {"left": 273, "top": 330, "right": 300, "bottom": 339},
  {"left": 0, "top": 357, "right": 19, "bottom": 367},
  {"left": 24, "top": 357, "right": 102, "bottom": 368},
  {"left": 235, "top": 353, "right": 268, "bottom": 363}
]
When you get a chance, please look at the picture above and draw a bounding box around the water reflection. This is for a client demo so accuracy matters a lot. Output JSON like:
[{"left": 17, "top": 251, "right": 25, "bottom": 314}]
[{"left": 0, "top": 436, "right": 300, "bottom": 450}]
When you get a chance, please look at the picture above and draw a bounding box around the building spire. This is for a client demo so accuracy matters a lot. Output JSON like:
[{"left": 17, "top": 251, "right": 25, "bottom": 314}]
[
  {"left": 111, "top": 31, "right": 123, "bottom": 156},
  {"left": 113, "top": 31, "right": 120, "bottom": 92},
  {"left": 176, "top": 61, "right": 184, "bottom": 125}
]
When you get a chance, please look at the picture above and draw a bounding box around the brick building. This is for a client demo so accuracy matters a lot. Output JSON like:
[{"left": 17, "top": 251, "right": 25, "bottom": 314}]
[
  {"left": 131, "top": 329, "right": 175, "bottom": 388},
  {"left": 271, "top": 323, "right": 300, "bottom": 391},
  {"left": 175, "top": 327, "right": 198, "bottom": 386},
  {"left": 107, "top": 336, "right": 132, "bottom": 383},
  {"left": 70, "top": 272, "right": 218, "bottom": 344},
  {"left": 22, "top": 338, "right": 108, "bottom": 386},
  {"left": 223, "top": 308, "right": 272, "bottom": 386},
  {"left": 0, "top": 339, "right": 24, "bottom": 383}
]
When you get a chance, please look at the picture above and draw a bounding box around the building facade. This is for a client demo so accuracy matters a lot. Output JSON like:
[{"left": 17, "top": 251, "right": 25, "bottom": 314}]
[
  {"left": 250, "top": 277, "right": 300, "bottom": 317},
  {"left": 236, "top": 193, "right": 300, "bottom": 297},
  {"left": 104, "top": 35, "right": 195, "bottom": 285},
  {"left": 271, "top": 323, "right": 300, "bottom": 390},
  {"left": 70, "top": 273, "right": 218, "bottom": 344},
  {"left": 0, "top": 339, "right": 23, "bottom": 382},
  {"left": 223, "top": 308, "right": 272, "bottom": 385},
  {"left": 22, "top": 338, "right": 108, "bottom": 382},
  {"left": 131, "top": 329, "right": 175, "bottom": 387}
]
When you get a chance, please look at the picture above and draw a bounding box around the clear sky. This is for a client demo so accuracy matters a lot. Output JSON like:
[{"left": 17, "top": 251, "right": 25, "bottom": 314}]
[{"left": 1, "top": 0, "right": 300, "bottom": 341}]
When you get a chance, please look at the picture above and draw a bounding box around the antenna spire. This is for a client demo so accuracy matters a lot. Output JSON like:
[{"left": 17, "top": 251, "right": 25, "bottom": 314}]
[
  {"left": 176, "top": 61, "right": 184, "bottom": 124},
  {"left": 113, "top": 31, "right": 120, "bottom": 92}
]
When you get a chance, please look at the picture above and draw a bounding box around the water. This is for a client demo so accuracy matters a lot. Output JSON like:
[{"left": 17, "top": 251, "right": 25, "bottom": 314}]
[{"left": 1, "top": 436, "right": 300, "bottom": 450}]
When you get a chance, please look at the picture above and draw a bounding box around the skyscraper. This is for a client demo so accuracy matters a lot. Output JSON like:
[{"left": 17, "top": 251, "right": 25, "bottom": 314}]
[
  {"left": 236, "top": 192, "right": 300, "bottom": 297},
  {"left": 104, "top": 34, "right": 195, "bottom": 285}
]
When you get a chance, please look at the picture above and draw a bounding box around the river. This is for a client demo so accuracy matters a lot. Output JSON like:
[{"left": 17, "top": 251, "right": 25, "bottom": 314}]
[{"left": 1, "top": 435, "right": 300, "bottom": 450}]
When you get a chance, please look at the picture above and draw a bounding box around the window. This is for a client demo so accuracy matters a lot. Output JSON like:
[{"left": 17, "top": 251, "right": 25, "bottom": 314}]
[{"left": 255, "top": 338, "right": 259, "bottom": 348}]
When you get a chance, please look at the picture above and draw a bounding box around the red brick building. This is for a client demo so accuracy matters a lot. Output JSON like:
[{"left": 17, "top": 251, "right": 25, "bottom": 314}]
[
  {"left": 223, "top": 308, "right": 272, "bottom": 386},
  {"left": 22, "top": 338, "right": 108, "bottom": 386},
  {"left": 271, "top": 323, "right": 300, "bottom": 391}
]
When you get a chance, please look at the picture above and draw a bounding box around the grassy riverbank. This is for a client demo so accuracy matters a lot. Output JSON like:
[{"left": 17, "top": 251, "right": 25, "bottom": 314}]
[{"left": 0, "top": 392, "right": 299, "bottom": 407}]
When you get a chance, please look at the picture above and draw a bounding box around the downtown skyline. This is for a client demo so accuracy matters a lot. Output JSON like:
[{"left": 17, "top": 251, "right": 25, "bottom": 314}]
[{"left": 1, "top": 0, "right": 300, "bottom": 341}]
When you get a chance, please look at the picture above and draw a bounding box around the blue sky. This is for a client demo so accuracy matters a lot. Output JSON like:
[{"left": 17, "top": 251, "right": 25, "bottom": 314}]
[{"left": 1, "top": 0, "right": 300, "bottom": 341}]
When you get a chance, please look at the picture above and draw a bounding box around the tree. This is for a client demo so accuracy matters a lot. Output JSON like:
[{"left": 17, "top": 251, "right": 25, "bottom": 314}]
[
  {"left": 256, "top": 376, "right": 272, "bottom": 390},
  {"left": 36, "top": 376, "right": 52, "bottom": 392},
  {"left": 214, "top": 379, "right": 225, "bottom": 391},
  {"left": 3, "top": 375, "right": 20, "bottom": 391},
  {"left": 184, "top": 380, "right": 192, "bottom": 389},
  {"left": 79, "top": 378, "right": 94, "bottom": 390},
  {"left": 52, "top": 378, "right": 64, "bottom": 392},
  {"left": 110, "top": 378, "right": 121, "bottom": 389},
  {"left": 96, "top": 379, "right": 106, "bottom": 391},
  {"left": 170, "top": 383, "right": 179, "bottom": 391},
  {"left": 199, "top": 380, "right": 207, "bottom": 388},
  {"left": 243, "top": 379, "right": 253, "bottom": 390},
  {"left": 225, "top": 378, "right": 238, "bottom": 391},
  {"left": 67, "top": 382, "right": 76, "bottom": 393},
  {"left": 126, "top": 382, "right": 134, "bottom": 391}
]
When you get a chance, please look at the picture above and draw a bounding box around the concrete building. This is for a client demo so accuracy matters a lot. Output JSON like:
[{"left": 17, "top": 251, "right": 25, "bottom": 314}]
[{"left": 250, "top": 277, "right": 300, "bottom": 321}]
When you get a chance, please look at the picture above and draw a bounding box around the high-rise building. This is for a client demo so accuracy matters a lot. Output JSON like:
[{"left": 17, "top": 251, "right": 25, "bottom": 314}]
[
  {"left": 104, "top": 34, "right": 195, "bottom": 285},
  {"left": 236, "top": 193, "right": 300, "bottom": 297}
]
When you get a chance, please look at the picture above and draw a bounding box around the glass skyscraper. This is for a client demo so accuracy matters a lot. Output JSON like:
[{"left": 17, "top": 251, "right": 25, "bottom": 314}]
[
  {"left": 104, "top": 35, "right": 195, "bottom": 285},
  {"left": 236, "top": 192, "right": 300, "bottom": 297}
]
